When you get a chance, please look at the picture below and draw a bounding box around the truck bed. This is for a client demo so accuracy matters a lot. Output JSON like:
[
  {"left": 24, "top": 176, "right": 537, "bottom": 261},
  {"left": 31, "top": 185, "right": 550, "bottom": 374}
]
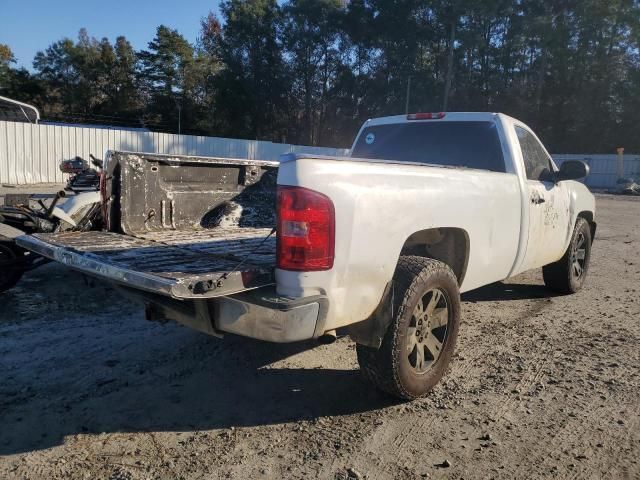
[
  {"left": 20, "top": 228, "right": 275, "bottom": 299},
  {"left": 17, "top": 151, "right": 279, "bottom": 299}
]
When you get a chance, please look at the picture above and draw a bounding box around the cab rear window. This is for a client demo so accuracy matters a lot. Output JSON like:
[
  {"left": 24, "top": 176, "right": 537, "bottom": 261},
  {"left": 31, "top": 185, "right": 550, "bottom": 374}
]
[{"left": 351, "top": 121, "right": 506, "bottom": 173}]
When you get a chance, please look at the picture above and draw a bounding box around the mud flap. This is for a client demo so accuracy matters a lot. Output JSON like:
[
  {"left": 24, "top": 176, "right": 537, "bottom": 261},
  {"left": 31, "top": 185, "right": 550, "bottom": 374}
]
[{"left": 346, "top": 281, "right": 394, "bottom": 349}]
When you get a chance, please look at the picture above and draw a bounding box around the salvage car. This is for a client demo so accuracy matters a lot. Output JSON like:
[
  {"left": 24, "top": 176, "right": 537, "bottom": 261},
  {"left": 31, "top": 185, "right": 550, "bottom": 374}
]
[
  {"left": 15, "top": 112, "right": 595, "bottom": 399},
  {"left": 0, "top": 155, "right": 103, "bottom": 292}
]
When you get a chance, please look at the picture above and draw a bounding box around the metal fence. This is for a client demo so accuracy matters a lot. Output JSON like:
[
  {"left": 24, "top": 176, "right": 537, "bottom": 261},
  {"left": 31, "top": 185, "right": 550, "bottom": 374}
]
[
  {"left": 553, "top": 154, "right": 640, "bottom": 189},
  {"left": 1, "top": 120, "right": 639, "bottom": 189},
  {"left": 0, "top": 121, "right": 349, "bottom": 185}
]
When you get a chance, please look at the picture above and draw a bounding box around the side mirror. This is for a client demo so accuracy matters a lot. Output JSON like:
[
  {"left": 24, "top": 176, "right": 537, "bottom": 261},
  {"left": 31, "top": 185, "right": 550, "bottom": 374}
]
[{"left": 556, "top": 160, "right": 589, "bottom": 182}]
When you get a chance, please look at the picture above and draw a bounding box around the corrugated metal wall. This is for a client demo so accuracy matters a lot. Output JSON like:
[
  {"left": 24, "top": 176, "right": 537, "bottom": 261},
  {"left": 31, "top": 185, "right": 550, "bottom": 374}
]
[
  {"left": 2, "top": 120, "right": 639, "bottom": 188},
  {"left": 0, "top": 121, "right": 349, "bottom": 185},
  {"left": 553, "top": 154, "right": 640, "bottom": 189}
]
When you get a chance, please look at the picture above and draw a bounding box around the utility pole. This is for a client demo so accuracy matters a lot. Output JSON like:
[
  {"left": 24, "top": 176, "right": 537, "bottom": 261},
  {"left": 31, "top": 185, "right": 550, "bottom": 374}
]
[
  {"left": 405, "top": 76, "right": 412, "bottom": 114},
  {"left": 178, "top": 104, "right": 182, "bottom": 135},
  {"left": 443, "top": 17, "right": 457, "bottom": 111},
  {"left": 616, "top": 147, "right": 625, "bottom": 180}
]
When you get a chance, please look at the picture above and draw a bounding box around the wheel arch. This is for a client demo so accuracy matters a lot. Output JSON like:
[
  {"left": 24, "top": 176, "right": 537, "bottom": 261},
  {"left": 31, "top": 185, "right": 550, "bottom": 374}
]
[
  {"left": 347, "top": 228, "right": 468, "bottom": 349},
  {"left": 577, "top": 210, "right": 596, "bottom": 241},
  {"left": 398, "top": 227, "right": 470, "bottom": 286}
]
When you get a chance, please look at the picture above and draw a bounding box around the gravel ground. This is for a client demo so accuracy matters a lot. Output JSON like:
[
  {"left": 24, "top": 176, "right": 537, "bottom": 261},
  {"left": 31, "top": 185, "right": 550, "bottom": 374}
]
[{"left": 1, "top": 194, "right": 639, "bottom": 480}]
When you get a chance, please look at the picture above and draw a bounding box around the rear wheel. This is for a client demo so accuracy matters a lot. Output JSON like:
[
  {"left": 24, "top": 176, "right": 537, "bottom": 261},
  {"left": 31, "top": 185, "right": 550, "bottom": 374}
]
[
  {"left": 543, "top": 217, "right": 592, "bottom": 294},
  {"left": 356, "top": 256, "right": 461, "bottom": 400},
  {"left": 0, "top": 241, "right": 26, "bottom": 293}
]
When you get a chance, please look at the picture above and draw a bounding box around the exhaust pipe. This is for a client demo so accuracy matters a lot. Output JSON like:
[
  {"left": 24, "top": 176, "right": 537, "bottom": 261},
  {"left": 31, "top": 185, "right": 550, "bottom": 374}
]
[{"left": 318, "top": 329, "right": 337, "bottom": 344}]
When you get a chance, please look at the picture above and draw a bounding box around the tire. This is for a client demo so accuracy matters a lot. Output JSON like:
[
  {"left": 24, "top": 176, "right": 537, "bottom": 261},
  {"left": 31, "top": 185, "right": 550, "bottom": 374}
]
[
  {"left": 543, "top": 217, "right": 592, "bottom": 294},
  {"left": 356, "top": 256, "right": 461, "bottom": 400},
  {"left": 0, "top": 241, "right": 26, "bottom": 293}
]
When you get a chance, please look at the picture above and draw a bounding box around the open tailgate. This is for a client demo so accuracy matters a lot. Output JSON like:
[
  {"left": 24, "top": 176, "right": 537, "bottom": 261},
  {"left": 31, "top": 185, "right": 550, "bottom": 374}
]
[{"left": 16, "top": 229, "right": 275, "bottom": 299}]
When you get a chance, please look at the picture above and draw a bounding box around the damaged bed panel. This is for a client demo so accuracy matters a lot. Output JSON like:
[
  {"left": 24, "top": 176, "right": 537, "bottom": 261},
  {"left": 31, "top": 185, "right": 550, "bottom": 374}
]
[
  {"left": 15, "top": 151, "right": 280, "bottom": 299},
  {"left": 18, "top": 229, "right": 276, "bottom": 299},
  {"left": 105, "top": 151, "right": 278, "bottom": 235}
]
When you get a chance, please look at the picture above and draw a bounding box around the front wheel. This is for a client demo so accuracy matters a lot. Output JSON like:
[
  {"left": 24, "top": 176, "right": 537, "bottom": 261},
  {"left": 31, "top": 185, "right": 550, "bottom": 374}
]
[
  {"left": 543, "top": 217, "right": 592, "bottom": 294},
  {"left": 0, "top": 241, "right": 26, "bottom": 293},
  {"left": 356, "top": 256, "right": 461, "bottom": 400}
]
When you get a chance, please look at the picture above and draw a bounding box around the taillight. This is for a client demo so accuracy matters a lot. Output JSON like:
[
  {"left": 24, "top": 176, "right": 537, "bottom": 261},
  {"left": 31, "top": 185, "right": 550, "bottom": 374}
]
[
  {"left": 407, "top": 112, "right": 446, "bottom": 120},
  {"left": 277, "top": 185, "right": 335, "bottom": 271}
]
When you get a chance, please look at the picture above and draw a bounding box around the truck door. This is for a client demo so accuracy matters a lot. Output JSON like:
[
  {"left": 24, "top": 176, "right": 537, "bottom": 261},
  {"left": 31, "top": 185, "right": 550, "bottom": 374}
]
[{"left": 515, "top": 126, "right": 571, "bottom": 271}]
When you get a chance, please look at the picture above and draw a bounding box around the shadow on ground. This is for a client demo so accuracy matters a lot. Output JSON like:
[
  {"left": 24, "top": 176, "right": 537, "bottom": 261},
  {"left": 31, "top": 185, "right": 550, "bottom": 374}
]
[
  {"left": 1, "top": 333, "right": 395, "bottom": 455},
  {"left": 462, "top": 281, "right": 559, "bottom": 302}
]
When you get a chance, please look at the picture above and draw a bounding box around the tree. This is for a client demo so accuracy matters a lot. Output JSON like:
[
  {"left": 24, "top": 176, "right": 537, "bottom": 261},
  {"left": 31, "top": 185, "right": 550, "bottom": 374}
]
[
  {"left": 0, "top": 44, "right": 16, "bottom": 87},
  {"left": 31, "top": 30, "right": 142, "bottom": 126},
  {"left": 138, "top": 25, "right": 197, "bottom": 132},
  {"left": 107, "top": 36, "right": 143, "bottom": 121},
  {"left": 282, "top": 0, "right": 344, "bottom": 144},
  {"left": 32, "top": 37, "right": 79, "bottom": 116},
  {"left": 3, "top": 1, "right": 640, "bottom": 152},
  {"left": 0, "top": 44, "right": 14, "bottom": 64},
  {"left": 192, "top": 12, "right": 225, "bottom": 134},
  {"left": 215, "top": 0, "right": 290, "bottom": 140}
]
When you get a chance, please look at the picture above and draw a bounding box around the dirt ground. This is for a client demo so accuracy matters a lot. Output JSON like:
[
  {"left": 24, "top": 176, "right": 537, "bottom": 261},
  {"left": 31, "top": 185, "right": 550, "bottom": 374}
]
[{"left": 1, "top": 194, "right": 638, "bottom": 480}]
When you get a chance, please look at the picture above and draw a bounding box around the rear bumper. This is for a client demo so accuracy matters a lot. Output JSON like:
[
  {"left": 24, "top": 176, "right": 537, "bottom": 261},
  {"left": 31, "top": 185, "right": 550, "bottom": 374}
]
[
  {"left": 214, "top": 288, "right": 329, "bottom": 342},
  {"left": 122, "top": 284, "right": 329, "bottom": 343}
]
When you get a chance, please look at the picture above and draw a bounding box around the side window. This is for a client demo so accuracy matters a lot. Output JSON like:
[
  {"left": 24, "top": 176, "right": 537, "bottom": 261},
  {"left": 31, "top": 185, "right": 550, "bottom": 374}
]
[{"left": 515, "top": 126, "right": 553, "bottom": 181}]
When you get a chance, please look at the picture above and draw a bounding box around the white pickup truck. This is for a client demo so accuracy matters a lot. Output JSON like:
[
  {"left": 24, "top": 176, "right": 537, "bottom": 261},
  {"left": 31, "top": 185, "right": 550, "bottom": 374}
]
[{"left": 16, "top": 112, "right": 595, "bottom": 399}]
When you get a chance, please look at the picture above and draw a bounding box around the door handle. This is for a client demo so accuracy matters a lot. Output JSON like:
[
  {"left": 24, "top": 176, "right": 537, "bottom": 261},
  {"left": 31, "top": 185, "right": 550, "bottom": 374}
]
[{"left": 531, "top": 197, "right": 546, "bottom": 205}]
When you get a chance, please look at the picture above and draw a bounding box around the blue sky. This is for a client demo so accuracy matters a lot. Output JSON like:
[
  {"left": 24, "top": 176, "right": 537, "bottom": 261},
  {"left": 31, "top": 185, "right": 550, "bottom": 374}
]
[{"left": 1, "top": 0, "right": 221, "bottom": 69}]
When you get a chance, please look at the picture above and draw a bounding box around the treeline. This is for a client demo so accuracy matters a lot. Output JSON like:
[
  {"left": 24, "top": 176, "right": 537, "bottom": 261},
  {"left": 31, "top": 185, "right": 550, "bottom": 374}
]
[{"left": 1, "top": 0, "right": 639, "bottom": 153}]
